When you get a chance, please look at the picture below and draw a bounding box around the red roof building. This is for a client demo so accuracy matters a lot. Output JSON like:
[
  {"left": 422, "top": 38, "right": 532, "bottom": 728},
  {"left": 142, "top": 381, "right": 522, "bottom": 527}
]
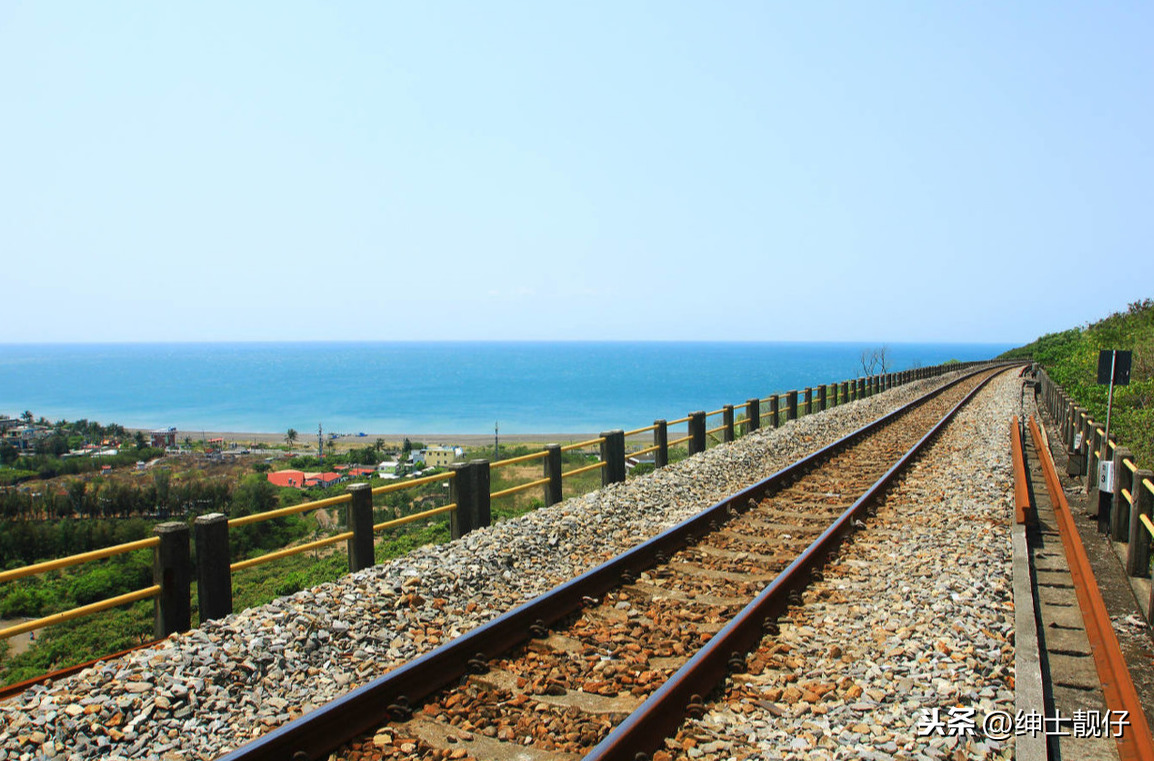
[{"left": 267, "top": 470, "right": 306, "bottom": 488}]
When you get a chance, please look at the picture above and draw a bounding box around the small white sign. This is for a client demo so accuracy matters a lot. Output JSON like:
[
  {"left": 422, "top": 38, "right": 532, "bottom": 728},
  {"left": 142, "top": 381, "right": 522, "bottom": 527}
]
[
  {"left": 1074, "top": 432, "right": 1084, "bottom": 450},
  {"left": 1099, "top": 461, "right": 1115, "bottom": 494}
]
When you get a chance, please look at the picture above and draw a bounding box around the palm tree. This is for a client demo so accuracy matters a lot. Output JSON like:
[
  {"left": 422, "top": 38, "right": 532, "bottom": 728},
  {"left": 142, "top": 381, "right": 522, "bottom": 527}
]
[{"left": 285, "top": 428, "right": 299, "bottom": 449}]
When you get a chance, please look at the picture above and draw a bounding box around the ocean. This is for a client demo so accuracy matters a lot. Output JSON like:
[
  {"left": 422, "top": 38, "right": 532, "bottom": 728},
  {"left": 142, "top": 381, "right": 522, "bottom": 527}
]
[{"left": 0, "top": 342, "right": 1012, "bottom": 435}]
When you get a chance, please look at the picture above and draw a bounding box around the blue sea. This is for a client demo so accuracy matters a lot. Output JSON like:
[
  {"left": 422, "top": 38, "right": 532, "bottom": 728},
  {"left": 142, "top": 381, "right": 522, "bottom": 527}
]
[{"left": 0, "top": 342, "right": 1012, "bottom": 435}]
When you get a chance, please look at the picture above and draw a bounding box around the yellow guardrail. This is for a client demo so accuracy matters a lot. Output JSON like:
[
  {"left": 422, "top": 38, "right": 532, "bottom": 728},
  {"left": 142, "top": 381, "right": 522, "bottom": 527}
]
[
  {"left": 375, "top": 503, "right": 457, "bottom": 532},
  {"left": 1146, "top": 478, "right": 1154, "bottom": 496},
  {"left": 372, "top": 471, "right": 454, "bottom": 495},
  {"left": 667, "top": 415, "right": 691, "bottom": 426},
  {"left": 0, "top": 585, "right": 161, "bottom": 640},
  {"left": 0, "top": 536, "right": 161, "bottom": 584},
  {"left": 706, "top": 407, "right": 725, "bottom": 417},
  {"left": 706, "top": 424, "right": 726, "bottom": 436},
  {"left": 1142, "top": 513, "right": 1154, "bottom": 539},
  {"left": 232, "top": 532, "right": 355, "bottom": 572},
  {"left": 629, "top": 443, "right": 661, "bottom": 458},
  {"left": 561, "top": 461, "right": 606, "bottom": 479},
  {"left": 490, "top": 450, "right": 549, "bottom": 470},
  {"left": 623, "top": 424, "right": 658, "bottom": 437},
  {"left": 491, "top": 477, "right": 551, "bottom": 500},
  {"left": 560, "top": 437, "right": 604, "bottom": 453},
  {"left": 229, "top": 493, "right": 353, "bottom": 528},
  {"left": 668, "top": 434, "right": 691, "bottom": 447}
]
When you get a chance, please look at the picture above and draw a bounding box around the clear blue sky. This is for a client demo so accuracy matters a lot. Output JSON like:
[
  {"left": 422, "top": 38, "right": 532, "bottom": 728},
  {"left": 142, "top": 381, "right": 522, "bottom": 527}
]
[{"left": 3, "top": 3, "right": 1151, "bottom": 345}]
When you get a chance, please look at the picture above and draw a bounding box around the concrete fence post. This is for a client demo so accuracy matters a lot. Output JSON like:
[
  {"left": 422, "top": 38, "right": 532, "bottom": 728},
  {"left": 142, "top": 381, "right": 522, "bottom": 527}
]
[
  {"left": 1110, "top": 448, "right": 1134, "bottom": 542},
  {"left": 653, "top": 420, "right": 668, "bottom": 468},
  {"left": 688, "top": 412, "right": 706, "bottom": 455},
  {"left": 1089, "top": 427, "right": 1105, "bottom": 523},
  {"left": 841, "top": 381, "right": 850, "bottom": 404},
  {"left": 746, "top": 399, "right": 760, "bottom": 432},
  {"left": 858, "top": 378, "right": 866, "bottom": 399},
  {"left": 770, "top": 396, "right": 780, "bottom": 428},
  {"left": 346, "top": 483, "right": 374, "bottom": 573},
  {"left": 1128, "top": 469, "right": 1153, "bottom": 579},
  {"left": 450, "top": 460, "right": 491, "bottom": 540},
  {"left": 786, "top": 391, "right": 798, "bottom": 421},
  {"left": 803, "top": 388, "right": 812, "bottom": 416},
  {"left": 600, "top": 430, "right": 626, "bottom": 485},
  {"left": 194, "top": 513, "right": 232, "bottom": 624},
  {"left": 819, "top": 384, "right": 828, "bottom": 411},
  {"left": 154, "top": 522, "right": 190, "bottom": 639},
  {"left": 723, "top": 405, "right": 735, "bottom": 442},
  {"left": 544, "top": 444, "right": 563, "bottom": 505}
]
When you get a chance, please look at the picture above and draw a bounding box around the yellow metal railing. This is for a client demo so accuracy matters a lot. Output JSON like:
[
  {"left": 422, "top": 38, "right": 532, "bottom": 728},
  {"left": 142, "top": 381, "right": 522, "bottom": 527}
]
[
  {"left": 0, "top": 536, "right": 160, "bottom": 584},
  {"left": 561, "top": 461, "right": 606, "bottom": 479},
  {"left": 560, "top": 437, "right": 605, "bottom": 453},
  {"left": 0, "top": 586, "right": 161, "bottom": 640},
  {"left": 490, "top": 450, "right": 549, "bottom": 470},
  {"left": 491, "top": 478, "right": 551, "bottom": 500}
]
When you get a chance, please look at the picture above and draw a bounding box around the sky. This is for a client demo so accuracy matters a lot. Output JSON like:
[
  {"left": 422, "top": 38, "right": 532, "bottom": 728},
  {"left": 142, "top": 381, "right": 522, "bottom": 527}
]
[{"left": 2, "top": 3, "right": 1151, "bottom": 345}]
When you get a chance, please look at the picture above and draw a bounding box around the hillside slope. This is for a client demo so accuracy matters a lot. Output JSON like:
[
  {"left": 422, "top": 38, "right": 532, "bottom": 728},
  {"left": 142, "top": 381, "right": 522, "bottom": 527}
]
[{"left": 1001, "top": 300, "right": 1153, "bottom": 467}]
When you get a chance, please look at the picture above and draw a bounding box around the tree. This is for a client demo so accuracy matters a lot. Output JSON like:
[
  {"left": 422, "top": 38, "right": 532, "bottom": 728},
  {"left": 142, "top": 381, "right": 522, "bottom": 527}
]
[
  {"left": 374, "top": 438, "right": 385, "bottom": 456},
  {"left": 0, "top": 442, "right": 17, "bottom": 467},
  {"left": 132, "top": 431, "right": 146, "bottom": 449},
  {"left": 285, "top": 428, "right": 299, "bottom": 449},
  {"left": 21, "top": 411, "right": 33, "bottom": 424},
  {"left": 859, "top": 345, "right": 890, "bottom": 376}
]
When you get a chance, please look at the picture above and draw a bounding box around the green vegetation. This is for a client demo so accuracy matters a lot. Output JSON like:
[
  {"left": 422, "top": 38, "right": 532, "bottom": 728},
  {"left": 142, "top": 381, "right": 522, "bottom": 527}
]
[{"left": 1000, "top": 299, "right": 1154, "bottom": 467}]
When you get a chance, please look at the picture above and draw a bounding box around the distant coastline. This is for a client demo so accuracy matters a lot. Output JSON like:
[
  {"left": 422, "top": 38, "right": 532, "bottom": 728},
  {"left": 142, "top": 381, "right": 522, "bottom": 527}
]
[{"left": 1, "top": 341, "right": 1012, "bottom": 436}]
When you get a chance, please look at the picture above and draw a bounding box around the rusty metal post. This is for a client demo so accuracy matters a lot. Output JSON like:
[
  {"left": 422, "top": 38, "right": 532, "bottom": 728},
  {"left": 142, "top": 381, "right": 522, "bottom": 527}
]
[
  {"left": 688, "top": 412, "right": 706, "bottom": 455},
  {"left": 346, "top": 483, "right": 374, "bottom": 573},
  {"left": 154, "top": 522, "right": 190, "bottom": 638},
  {"left": 653, "top": 420, "right": 668, "bottom": 468},
  {"left": 600, "top": 430, "right": 626, "bottom": 485},
  {"left": 722, "top": 405, "right": 734, "bottom": 443},
  {"left": 194, "top": 513, "right": 232, "bottom": 624},
  {"left": 746, "top": 399, "right": 760, "bottom": 432},
  {"left": 1128, "top": 470, "right": 1154, "bottom": 578},
  {"left": 544, "top": 444, "right": 562, "bottom": 506}
]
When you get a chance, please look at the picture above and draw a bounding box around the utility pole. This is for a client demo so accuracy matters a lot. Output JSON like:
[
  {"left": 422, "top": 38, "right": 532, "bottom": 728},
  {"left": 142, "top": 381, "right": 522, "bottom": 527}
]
[
  {"left": 494, "top": 421, "right": 499, "bottom": 462},
  {"left": 318, "top": 423, "right": 323, "bottom": 463}
]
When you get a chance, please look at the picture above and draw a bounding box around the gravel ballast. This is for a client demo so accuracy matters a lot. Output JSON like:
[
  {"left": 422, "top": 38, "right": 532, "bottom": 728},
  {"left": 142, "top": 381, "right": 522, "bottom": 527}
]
[
  {"left": 0, "top": 372, "right": 988, "bottom": 760},
  {"left": 664, "top": 370, "right": 1020, "bottom": 760}
]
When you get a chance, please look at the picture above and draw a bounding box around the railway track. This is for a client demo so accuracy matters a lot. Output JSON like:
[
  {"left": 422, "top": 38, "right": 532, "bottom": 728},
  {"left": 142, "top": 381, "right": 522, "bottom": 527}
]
[{"left": 221, "top": 366, "right": 1010, "bottom": 761}]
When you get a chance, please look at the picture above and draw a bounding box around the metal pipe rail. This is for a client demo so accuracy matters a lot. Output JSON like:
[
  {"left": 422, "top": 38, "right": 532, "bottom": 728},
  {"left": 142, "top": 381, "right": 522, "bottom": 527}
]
[{"left": 215, "top": 365, "right": 1002, "bottom": 761}]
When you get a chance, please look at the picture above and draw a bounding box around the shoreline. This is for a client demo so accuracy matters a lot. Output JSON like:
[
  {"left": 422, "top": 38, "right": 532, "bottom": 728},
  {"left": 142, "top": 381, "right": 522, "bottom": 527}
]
[{"left": 132, "top": 429, "right": 605, "bottom": 448}]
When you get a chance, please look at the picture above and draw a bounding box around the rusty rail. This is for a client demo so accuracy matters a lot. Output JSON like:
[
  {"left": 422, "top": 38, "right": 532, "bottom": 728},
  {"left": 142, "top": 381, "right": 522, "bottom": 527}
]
[{"left": 1027, "top": 415, "right": 1154, "bottom": 761}]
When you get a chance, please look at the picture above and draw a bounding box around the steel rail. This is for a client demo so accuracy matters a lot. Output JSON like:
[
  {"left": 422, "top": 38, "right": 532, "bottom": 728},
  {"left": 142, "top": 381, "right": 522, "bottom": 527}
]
[
  {"left": 1011, "top": 415, "right": 1031, "bottom": 525},
  {"left": 216, "top": 365, "right": 1002, "bottom": 761},
  {"left": 585, "top": 367, "right": 1008, "bottom": 761},
  {"left": 1027, "top": 416, "right": 1154, "bottom": 761}
]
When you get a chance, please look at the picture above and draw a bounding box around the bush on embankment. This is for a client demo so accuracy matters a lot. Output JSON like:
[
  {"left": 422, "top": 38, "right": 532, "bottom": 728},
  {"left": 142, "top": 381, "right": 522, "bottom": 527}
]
[{"left": 1001, "top": 299, "right": 1154, "bottom": 467}]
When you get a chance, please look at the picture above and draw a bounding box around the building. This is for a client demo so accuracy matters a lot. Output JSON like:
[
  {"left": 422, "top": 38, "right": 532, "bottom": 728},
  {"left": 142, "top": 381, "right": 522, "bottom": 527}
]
[
  {"left": 151, "top": 428, "right": 177, "bottom": 448},
  {"left": 377, "top": 460, "right": 401, "bottom": 480},
  {"left": 412, "top": 446, "right": 457, "bottom": 468}
]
